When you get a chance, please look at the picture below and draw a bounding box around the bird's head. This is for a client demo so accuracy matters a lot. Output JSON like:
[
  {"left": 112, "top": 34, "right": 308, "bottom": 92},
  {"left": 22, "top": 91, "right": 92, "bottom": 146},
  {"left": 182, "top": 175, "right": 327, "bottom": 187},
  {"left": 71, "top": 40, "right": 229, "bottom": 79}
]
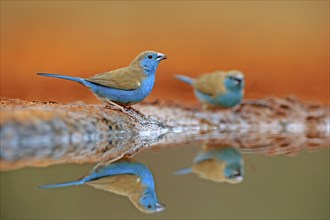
[
  {"left": 224, "top": 70, "right": 245, "bottom": 92},
  {"left": 190, "top": 146, "right": 244, "bottom": 184},
  {"left": 132, "top": 187, "right": 165, "bottom": 214},
  {"left": 224, "top": 166, "right": 244, "bottom": 184},
  {"left": 131, "top": 51, "right": 167, "bottom": 75},
  {"left": 222, "top": 147, "right": 244, "bottom": 184}
]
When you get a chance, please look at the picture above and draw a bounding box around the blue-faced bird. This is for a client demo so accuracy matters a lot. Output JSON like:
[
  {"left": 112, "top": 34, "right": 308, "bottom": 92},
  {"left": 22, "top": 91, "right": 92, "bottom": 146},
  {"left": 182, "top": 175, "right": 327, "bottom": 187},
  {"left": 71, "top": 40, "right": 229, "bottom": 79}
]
[
  {"left": 37, "top": 51, "right": 167, "bottom": 112},
  {"left": 175, "top": 146, "right": 244, "bottom": 184},
  {"left": 176, "top": 70, "right": 244, "bottom": 109},
  {"left": 38, "top": 159, "right": 165, "bottom": 214}
]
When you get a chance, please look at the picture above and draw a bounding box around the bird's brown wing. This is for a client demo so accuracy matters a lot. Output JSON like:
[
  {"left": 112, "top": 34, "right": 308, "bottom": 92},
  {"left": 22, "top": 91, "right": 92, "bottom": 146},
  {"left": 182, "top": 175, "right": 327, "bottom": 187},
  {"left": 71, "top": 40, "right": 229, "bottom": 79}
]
[
  {"left": 192, "top": 159, "right": 227, "bottom": 183},
  {"left": 193, "top": 71, "right": 227, "bottom": 97},
  {"left": 87, "top": 174, "right": 141, "bottom": 196},
  {"left": 86, "top": 67, "right": 146, "bottom": 90}
]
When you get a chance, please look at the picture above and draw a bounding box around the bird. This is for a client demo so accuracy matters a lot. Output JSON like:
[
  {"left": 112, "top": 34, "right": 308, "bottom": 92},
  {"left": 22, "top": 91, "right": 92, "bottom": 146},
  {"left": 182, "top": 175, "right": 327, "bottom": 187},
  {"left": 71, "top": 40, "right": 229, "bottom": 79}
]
[
  {"left": 38, "top": 158, "right": 165, "bottom": 214},
  {"left": 37, "top": 50, "right": 167, "bottom": 113},
  {"left": 174, "top": 146, "right": 244, "bottom": 184},
  {"left": 176, "top": 70, "right": 244, "bottom": 109}
]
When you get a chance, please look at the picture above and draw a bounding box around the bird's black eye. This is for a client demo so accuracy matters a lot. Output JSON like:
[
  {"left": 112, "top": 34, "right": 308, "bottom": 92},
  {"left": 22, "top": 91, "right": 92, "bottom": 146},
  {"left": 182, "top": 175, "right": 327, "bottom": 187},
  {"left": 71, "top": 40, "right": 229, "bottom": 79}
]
[
  {"left": 147, "top": 55, "right": 153, "bottom": 59},
  {"left": 147, "top": 205, "right": 152, "bottom": 209}
]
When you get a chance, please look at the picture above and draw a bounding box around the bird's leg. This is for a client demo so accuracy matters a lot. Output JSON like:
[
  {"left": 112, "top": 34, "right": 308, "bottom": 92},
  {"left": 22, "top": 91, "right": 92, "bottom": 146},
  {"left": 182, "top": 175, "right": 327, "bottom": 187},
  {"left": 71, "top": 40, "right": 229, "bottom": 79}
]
[
  {"left": 91, "top": 154, "right": 125, "bottom": 173},
  {"left": 105, "top": 100, "right": 127, "bottom": 112},
  {"left": 201, "top": 103, "right": 209, "bottom": 111},
  {"left": 232, "top": 104, "right": 242, "bottom": 113},
  {"left": 202, "top": 103, "right": 215, "bottom": 111}
]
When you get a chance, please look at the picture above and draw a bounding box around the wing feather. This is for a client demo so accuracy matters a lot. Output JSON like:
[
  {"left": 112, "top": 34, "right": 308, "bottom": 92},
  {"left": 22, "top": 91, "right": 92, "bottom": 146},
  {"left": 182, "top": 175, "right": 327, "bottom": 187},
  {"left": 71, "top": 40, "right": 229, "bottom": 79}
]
[
  {"left": 87, "top": 174, "right": 141, "bottom": 196},
  {"left": 86, "top": 67, "right": 145, "bottom": 90},
  {"left": 193, "top": 71, "right": 227, "bottom": 97}
]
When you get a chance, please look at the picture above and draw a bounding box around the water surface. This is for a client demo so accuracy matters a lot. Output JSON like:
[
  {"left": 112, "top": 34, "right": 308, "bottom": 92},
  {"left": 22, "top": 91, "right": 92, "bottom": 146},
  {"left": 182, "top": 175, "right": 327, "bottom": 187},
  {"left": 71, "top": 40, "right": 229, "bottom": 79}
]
[{"left": 1, "top": 141, "right": 329, "bottom": 219}]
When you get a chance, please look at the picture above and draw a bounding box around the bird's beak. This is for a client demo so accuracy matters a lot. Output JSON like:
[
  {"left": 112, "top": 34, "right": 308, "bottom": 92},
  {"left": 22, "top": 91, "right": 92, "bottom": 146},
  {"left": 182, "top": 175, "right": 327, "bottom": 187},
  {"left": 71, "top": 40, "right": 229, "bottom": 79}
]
[
  {"left": 234, "top": 75, "right": 244, "bottom": 85},
  {"left": 156, "top": 53, "right": 167, "bottom": 61},
  {"left": 227, "top": 170, "right": 244, "bottom": 184},
  {"left": 235, "top": 78, "right": 242, "bottom": 85},
  {"left": 155, "top": 202, "right": 166, "bottom": 212},
  {"left": 228, "top": 176, "right": 244, "bottom": 184}
]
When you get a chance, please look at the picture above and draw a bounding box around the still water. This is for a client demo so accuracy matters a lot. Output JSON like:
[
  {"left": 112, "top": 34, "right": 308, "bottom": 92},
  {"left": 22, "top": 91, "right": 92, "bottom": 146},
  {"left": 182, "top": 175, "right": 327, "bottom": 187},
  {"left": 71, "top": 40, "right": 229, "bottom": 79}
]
[{"left": 1, "top": 139, "right": 329, "bottom": 219}]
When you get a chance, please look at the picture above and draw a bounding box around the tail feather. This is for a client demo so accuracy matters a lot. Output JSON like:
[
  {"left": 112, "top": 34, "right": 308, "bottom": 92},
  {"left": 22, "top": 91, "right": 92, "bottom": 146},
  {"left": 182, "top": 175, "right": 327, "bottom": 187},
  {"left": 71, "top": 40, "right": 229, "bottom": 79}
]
[
  {"left": 38, "top": 180, "right": 84, "bottom": 189},
  {"left": 174, "top": 168, "right": 193, "bottom": 175},
  {"left": 175, "top": 75, "right": 194, "bottom": 85},
  {"left": 37, "top": 73, "right": 84, "bottom": 84}
]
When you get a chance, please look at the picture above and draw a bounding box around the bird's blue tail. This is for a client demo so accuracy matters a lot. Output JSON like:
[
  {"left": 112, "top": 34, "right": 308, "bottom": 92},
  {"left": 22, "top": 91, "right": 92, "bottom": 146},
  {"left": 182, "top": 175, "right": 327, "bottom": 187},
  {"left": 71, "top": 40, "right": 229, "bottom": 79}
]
[
  {"left": 37, "top": 73, "right": 84, "bottom": 84},
  {"left": 173, "top": 168, "right": 193, "bottom": 175},
  {"left": 175, "top": 75, "right": 194, "bottom": 85},
  {"left": 38, "top": 180, "right": 84, "bottom": 189}
]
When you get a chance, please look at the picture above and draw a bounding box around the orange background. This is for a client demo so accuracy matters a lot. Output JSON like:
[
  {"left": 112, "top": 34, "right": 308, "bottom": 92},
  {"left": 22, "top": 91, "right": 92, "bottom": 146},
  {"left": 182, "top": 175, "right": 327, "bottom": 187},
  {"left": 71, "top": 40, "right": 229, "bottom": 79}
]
[{"left": 1, "top": 1, "right": 329, "bottom": 105}]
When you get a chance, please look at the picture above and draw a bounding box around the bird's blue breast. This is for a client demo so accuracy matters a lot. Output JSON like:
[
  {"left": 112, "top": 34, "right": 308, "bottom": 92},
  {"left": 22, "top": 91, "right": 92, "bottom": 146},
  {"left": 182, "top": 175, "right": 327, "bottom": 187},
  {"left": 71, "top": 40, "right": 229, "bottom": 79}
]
[
  {"left": 82, "top": 75, "right": 155, "bottom": 105},
  {"left": 194, "top": 89, "right": 243, "bottom": 107}
]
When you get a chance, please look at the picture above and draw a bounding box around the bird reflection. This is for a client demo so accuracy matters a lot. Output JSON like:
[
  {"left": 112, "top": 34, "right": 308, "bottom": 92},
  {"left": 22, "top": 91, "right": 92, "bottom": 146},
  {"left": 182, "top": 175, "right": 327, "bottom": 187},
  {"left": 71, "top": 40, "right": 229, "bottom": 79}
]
[
  {"left": 175, "top": 145, "right": 244, "bottom": 184},
  {"left": 38, "top": 158, "right": 165, "bottom": 214}
]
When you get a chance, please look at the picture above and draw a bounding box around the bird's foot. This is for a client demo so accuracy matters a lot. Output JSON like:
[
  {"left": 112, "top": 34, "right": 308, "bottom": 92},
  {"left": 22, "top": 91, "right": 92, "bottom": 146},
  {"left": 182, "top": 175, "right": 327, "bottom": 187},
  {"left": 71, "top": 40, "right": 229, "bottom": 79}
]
[
  {"left": 124, "top": 107, "right": 153, "bottom": 125},
  {"left": 124, "top": 106, "right": 148, "bottom": 119}
]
